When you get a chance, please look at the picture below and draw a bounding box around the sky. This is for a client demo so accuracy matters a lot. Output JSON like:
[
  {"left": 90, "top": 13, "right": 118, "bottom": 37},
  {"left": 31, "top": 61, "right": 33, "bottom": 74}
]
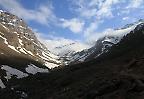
[{"left": 0, "top": 0, "right": 144, "bottom": 51}]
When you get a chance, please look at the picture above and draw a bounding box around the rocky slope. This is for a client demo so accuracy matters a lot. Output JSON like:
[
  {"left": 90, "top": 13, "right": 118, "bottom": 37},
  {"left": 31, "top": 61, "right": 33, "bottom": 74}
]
[
  {"left": 0, "top": 10, "right": 61, "bottom": 69},
  {"left": 0, "top": 10, "right": 63, "bottom": 90},
  {"left": 66, "top": 19, "right": 144, "bottom": 64}
]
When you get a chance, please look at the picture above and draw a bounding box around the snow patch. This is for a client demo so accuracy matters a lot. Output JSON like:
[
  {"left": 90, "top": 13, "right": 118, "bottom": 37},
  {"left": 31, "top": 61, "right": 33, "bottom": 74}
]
[
  {"left": 1, "top": 65, "right": 28, "bottom": 80},
  {"left": 0, "top": 10, "right": 4, "bottom": 12},
  {"left": 23, "top": 48, "right": 34, "bottom": 56},
  {"left": 25, "top": 64, "right": 49, "bottom": 75},
  {"left": 19, "top": 48, "right": 27, "bottom": 54},
  {"left": 18, "top": 39, "right": 23, "bottom": 45},
  {"left": 0, "top": 23, "right": 9, "bottom": 31},
  {"left": 0, "top": 53, "right": 4, "bottom": 54},
  {"left": 8, "top": 45, "right": 20, "bottom": 53},
  {"left": 0, "top": 33, "right": 8, "bottom": 44},
  {"left": 0, "top": 79, "right": 6, "bottom": 89},
  {"left": 45, "top": 62, "right": 59, "bottom": 69}
]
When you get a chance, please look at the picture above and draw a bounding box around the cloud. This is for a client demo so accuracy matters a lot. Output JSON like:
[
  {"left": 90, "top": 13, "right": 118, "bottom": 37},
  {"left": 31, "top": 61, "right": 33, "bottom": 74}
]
[
  {"left": 71, "top": 0, "right": 121, "bottom": 19},
  {"left": 79, "top": 0, "right": 123, "bottom": 42},
  {"left": 68, "top": 0, "right": 144, "bottom": 43},
  {"left": 96, "top": 0, "right": 120, "bottom": 19},
  {"left": 122, "top": 17, "right": 129, "bottom": 20},
  {"left": 120, "top": 10, "right": 130, "bottom": 15},
  {"left": 68, "top": 0, "right": 125, "bottom": 43},
  {"left": 119, "top": 0, "right": 144, "bottom": 16},
  {"left": 127, "top": 0, "right": 144, "bottom": 9},
  {"left": 84, "top": 20, "right": 103, "bottom": 37},
  {"left": 72, "top": 0, "right": 99, "bottom": 18},
  {"left": 60, "top": 18, "right": 85, "bottom": 33},
  {"left": 70, "top": 0, "right": 101, "bottom": 18},
  {"left": 0, "top": 0, "right": 57, "bottom": 25},
  {"left": 80, "top": 8, "right": 97, "bottom": 18}
]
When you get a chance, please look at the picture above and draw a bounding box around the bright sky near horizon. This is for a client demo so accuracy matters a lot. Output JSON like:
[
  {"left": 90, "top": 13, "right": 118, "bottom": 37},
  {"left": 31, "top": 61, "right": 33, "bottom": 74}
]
[{"left": 0, "top": 0, "right": 144, "bottom": 50}]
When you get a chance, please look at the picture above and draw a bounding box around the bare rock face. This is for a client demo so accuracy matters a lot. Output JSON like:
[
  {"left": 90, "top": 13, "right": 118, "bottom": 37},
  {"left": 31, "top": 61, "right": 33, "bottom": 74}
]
[{"left": 0, "top": 10, "right": 61, "bottom": 68}]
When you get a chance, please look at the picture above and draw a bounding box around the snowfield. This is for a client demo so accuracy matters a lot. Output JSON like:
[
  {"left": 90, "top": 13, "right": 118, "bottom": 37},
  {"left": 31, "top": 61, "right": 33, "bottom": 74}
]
[
  {"left": 1, "top": 65, "right": 28, "bottom": 79},
  {"left": 0, "top": 64, "right": 49, "bottom": 88},
  {"left": 25, "top": 64, "right": 49, "bottom": 74},
  {"left": 0, "top": 79, "right": 6, "bottom": 89}
]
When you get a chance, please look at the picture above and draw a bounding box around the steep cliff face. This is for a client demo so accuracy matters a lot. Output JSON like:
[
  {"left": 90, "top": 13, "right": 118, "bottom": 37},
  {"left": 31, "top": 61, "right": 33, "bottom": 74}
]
[{"left": 0, "top": 10, "right": 61, "bottom": 69}]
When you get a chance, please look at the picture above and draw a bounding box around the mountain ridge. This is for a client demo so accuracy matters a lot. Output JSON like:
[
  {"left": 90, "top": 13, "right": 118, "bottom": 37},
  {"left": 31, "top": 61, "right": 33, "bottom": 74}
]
[
  {"left": 0, "top": 10, "right": 61, "bottom": 69},
  {"left": 65, "top": 20, "right": 144, "bottom": 64}
]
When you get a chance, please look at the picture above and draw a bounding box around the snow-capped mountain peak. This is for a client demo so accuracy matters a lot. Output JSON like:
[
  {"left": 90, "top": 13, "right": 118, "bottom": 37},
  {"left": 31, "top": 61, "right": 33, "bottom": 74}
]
[{"left": 64, "top": 19, "right": 144, "bottom": 64}]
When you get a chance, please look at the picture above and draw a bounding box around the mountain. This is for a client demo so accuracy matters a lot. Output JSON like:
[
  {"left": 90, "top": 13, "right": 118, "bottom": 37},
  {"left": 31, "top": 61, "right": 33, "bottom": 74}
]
[
  {"left": 0, "top": 10, "right": 61, "bottom": 69},
  {"left": 66, "top": 20, "right": 144, "bottom": 64},
  {"left": 0, "top": 19, "right": 144, "bottom": 99},
  {"left": 51, "top": 42, "right": 81, "bottom": 57},
  {"left": 1, "top": 11, "right": 144, "bottom": 99},
  {"left": 0, "top": 10, "right": 64, "bottom": 90},
  {"left": 50, "top": 42, "right": 89, "bottom": 65}
]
